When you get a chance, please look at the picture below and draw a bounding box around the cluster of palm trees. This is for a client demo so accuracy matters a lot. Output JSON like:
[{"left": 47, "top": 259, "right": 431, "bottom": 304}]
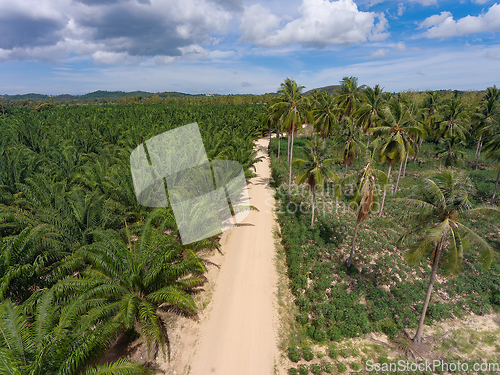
[
  {"left": 0, "top": 103, "right": 264, "bottom": 373},
  {"left": 268, "top": 78, "right": 500, "bottom": 343}
]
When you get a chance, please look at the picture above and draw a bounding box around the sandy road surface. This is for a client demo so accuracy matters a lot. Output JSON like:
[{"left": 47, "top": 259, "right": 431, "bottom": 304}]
[{"left": 186, "top": 138, "right": 279, "bottom": 375}]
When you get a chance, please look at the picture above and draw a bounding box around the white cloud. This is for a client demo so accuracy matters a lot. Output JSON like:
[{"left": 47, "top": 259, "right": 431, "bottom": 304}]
[
  {"left": 422, "top": 4, "right": 500, "bottom": 38},
  {"left": 418, "top": 11, "right": 453, "bottom": 29},
  {"left": 92, "top": 51, "right": 128, "bottom": 65},
  {"left": 410, "top": 0, "right": 438, "bottom": 5},
  {"left": 369, "top": 48, "right": 389, "bottom": 58},
  {"left": 397, "top": 3, "right": 405, "bottom": 17},
  {"left": 395, "top": 41, "right": 406, "bottom": 51},
  {"left": 473, "top": 0, "right": 490, "bottom": 4},
  {"left": 0, "top": 0, "right": 234, "bottom": 62},
  {"left": 239, "top": 0, "right": 389, "bottom": 48}
]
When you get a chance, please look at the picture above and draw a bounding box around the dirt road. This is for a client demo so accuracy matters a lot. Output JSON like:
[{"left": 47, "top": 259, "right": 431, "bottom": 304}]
[{"left": 186, "top": 138, "right": 279, "bottom": 375}]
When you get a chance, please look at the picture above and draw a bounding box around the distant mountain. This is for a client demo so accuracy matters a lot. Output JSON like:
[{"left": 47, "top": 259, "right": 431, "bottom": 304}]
[
  {"left": 304, "top": 85, "right": 341, "bottom": 96},
  {"left": 1, "top": 90, "right": 199, "bottom": 101}
]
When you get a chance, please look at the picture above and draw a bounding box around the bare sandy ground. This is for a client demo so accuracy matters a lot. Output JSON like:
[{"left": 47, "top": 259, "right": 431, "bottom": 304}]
[{"left": 157, "top": 138, "right": 279, "bottom": 375}]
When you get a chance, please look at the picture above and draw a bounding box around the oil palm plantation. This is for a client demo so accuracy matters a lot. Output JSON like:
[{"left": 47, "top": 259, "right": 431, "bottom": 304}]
[
  {"left": 293, "top": 139, "right": 337, "bottom": 228},
  {"left": 270, "top": 78, "right": 310, "bottom": 201},
  {"left": 0, "top": 292, "right": 147, "bottom": 375},
  {"left": 397, "top": 170, "right": 500, "bottom": 343},
  {"left": 56, "top": 210, "right": 206, "bottom": 360}
]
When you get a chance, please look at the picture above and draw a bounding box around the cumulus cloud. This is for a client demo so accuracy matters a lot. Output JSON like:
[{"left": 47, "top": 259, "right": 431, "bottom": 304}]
[
  {"left": 421, "top": 4, "right": 500, "bottom": 38},
  {"left": 395, "top": 41, "right": 406, "bottom": 51},
  {"left": 0, "top": 0, "right": 233, "bottom": 62},
  {"left": 397, "top": 3, "right": 405, "bottom": 17},
  {"left": 368, "top": 48, "right": 389, "bottom": 58},
  {"left": 410, "top": 0, "right": 438, "bottom": 5},
  {"left": 239, "top": 0, "right": 389, "bottom": 48}
]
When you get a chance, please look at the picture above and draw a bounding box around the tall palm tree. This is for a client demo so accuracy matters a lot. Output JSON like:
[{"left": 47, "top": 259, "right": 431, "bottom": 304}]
[
  {"left": 270, "top": 78, "right": 309, "bottom": 201},
  {"left": 373, "top": 100, "right": 418, "bottom": 216},
  {"left": 335, "top": 117, "right": 366, "bottom": 177},
  {"left": 397, "top": 170, "right": 500, "bottom": 343},
  {"left": 435, "top": 136, "right": 466, "bottom": 168},
  {"left": 354, "top": 84, "right": 388, "bottom": 147},
  {"left": 438, "top": 96, "right": 470, "bottom": 141},
  {"left": 293, "top": 139, "right": 337, "bottom": 228},
  {"left": 346, "top": 156, "right": 387, "bottom": 267},
  {"left": 335, "top": 76, "right": 365, "bottom": 120},
  {"left": 483, "top": 129, "right": 500, "bottom": 204},
  {"left": 473, "top": 86, "right": 499, "bottom": 170},
  {"left": 313, "top": 93, "right": 338, "bottom": 146}
]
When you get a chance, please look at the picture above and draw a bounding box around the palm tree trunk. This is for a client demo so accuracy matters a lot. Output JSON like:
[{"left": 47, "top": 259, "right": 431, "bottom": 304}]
[
  {"left": 310, "top": 188, "right": 316, "bottom": 229},
  {"left": 475, "top": 140, "right": 483, "bottom": 171},
  {"left": 344, "top": 164, "right": 348, "bottom": 177},
  {"left": 394, "top": 158, "right": 404, "bottom": 193},
  {"left": 439, "top": 160, "right": 442, "bottom": 170},
  {"left": 491, "top": 170, "right": 500, "bottom": 205},
  {"left": 378, "top": 163, "right": 392, "bottom": 217},
  {"left": 402, "top": 151, "right": 409, "bottom": 178},
  {"left": 287, "top": 133, "right": 291, "bottom": 163},
  {"left": 278, "top": 130, "right": 281, "bottom": 158},
  {"left": 347, "top": 221, "right": 360, "bottom": 267},
  {"left": 475, "top": 135, "right": 482, "bottom": 158},
  {"left": 413, "top": 242, "right": 444, "bottom": 343},
  {"left": 287, "top": 128, "right": 294, "bottom": 202},
  {"left": 269, "top": 122, "right": 272, "bottom": 143},
  {"left": 323, "top": 137, "right": 326, "bottom": 148},
  {"left": 366, "top": 135, "right": 370, "bottom": 148}
]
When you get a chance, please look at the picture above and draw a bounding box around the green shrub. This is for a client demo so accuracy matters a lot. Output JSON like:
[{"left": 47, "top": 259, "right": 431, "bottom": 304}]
[
  {"left": 339, "top": 348, "right": 350, "bottom": 358},
  {"left": 328, "top": 346, "right": 338, "bottom": 359},
  {"left": 288, "top": 347, "right": 301, "bottom": 363},
  {"left": 322, "top": 363, "right": 334, "bottom": 374},
  {"left": 288, "top": 368, "right": 299, "bottom": 375},
  {"left": 299, "top": 364, "right": 309, "bottom": 375},
  {"left": 302, "top": 347, "right": 314, "bottom": 361},
  {"left": 337, "top": 362, "right": 347, "bottom": 373},
  {"left": 350, "top": 362, "right": 361, "bottom": 371},
  {"left": 310, "top": 363, "right": 322, "bottom": 375}
]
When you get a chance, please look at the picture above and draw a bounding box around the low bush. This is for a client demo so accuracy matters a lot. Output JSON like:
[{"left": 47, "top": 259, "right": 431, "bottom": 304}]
[{"left": 288, "top": 347, "right": 302, "bottom": 363}]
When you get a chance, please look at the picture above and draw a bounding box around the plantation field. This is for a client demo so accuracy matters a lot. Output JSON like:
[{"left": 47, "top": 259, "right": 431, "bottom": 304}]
[
  {"left": 0, "top": 103, "right": 267, "bottom": 374},
  {"left": 270, "top": 135, "right": 500, "bottom": 374}
]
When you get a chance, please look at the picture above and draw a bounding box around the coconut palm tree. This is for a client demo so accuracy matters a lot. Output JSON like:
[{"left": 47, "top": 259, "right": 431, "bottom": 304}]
[
  {"left": 335, "top": 76, "right": 365, "bottom": 120},
  {"left": 483, "top": 128, "right": 500, "bottom": 204},
  {"left": 373, "top": 100, "right": 419, "bottom": 216},
  {"left": 354, "top": 84, "right": 389, "bottom": 147},
  {"left": 435, "top": 136, "right": 466, "bottom": 168},
  {"left": 473, "top": 86, "right": 499, "bottom": 170},
  {"left": 397, "top": 170, "right": 500, "bottom": 343},
  {"left": 335, "top": 117, "right": 366, "bottom": 177},
  {"left": 270, "top": 78, "right": 310, "bottom": 201},
  {"left": 313, "top": 93, "right": 338, "bottom": 146},
  {"left": 293, "top": 139, "right": 337, "bottom": 228},
  {"left": 437, "top": 96, "right": 470, "bottom": 141},
  {"left": 346, "top": 156, "right": 387, "bottom": 267}
]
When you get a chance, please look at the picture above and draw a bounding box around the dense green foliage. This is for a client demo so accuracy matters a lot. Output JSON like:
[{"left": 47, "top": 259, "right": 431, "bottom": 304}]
[
  {"left": 0, "top": 103, "right": 266, "bottom": 371},
  {"left": 269, "top": 79, "right": 500, "bottom": 357}
]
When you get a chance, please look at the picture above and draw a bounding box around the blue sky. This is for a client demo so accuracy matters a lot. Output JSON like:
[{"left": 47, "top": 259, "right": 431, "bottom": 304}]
[{"left": 0, "top": 0, "right": 499, "bottom": 95}]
